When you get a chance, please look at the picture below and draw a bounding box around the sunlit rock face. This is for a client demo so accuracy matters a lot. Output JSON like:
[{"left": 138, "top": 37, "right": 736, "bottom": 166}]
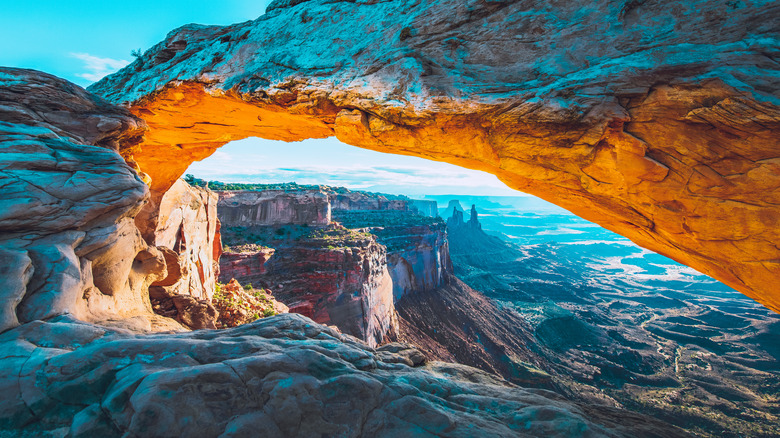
[
  {"left": 90, "top": 0, "right": 780, "bottom": 312},
  {"left": 0, "top": 68, "right": 173, "bottom": 332},
  {"left": 150, "top": 179, "right": 221, "bottom": 300}
]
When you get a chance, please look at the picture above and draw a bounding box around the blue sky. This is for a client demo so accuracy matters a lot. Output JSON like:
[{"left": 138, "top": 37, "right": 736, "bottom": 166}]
[{"left": 1, "top": 1, "right": 523, "bottom": 197}]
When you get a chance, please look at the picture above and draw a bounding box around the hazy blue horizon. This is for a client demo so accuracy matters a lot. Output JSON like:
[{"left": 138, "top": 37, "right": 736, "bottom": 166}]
[{"left": 184, "top": 137, "right": 530, "bottom": 198}]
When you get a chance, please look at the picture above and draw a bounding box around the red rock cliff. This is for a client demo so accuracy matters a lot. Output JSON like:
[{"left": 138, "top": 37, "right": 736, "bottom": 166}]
[{"left": 220, "top": 224, "right": 397, "bottom": 346}]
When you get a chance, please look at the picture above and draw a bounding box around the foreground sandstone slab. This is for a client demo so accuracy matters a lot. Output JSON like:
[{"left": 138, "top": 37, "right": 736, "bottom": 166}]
[
  {"left": 91, "top": 0, "right": 780, "bottom": 311},
  {"left": 0, "top": 313, "right": 688, "bottom": 437}
]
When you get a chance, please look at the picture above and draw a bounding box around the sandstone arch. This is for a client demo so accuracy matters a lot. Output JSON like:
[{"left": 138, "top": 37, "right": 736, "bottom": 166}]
[{"left": 88, "top": 0, "right": 780, "bottom": 312}]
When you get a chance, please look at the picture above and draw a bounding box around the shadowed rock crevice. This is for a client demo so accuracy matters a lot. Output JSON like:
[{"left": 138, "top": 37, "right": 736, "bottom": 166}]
[{"left": 89, "top": 0, "right": 780, "bottom": 312}]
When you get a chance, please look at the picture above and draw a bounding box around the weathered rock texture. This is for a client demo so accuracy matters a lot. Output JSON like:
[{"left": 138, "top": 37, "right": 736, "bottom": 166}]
[
  {"left": 150, "top": 179, "right": 221, "bottom": 300},
  {"left": 0, "top": 314, "right": 688, "bottom": 437},
  {"left": 237, "top": 226, "right": 397, "bottom": 347},
  {"left": 0, "top": 68, "right": 177, "bottom": 332},
  {"left": 219, "top": 246, "right": 275, "bottom": 284},
  {"left": 330, "top": 192, "right": 409, "bottom": 212},
  {"left": 218, "top": 190, "right": 331, "bottom": 226},
  {"left": 90, "top": 0, "right": 780, "bottom": 312}
]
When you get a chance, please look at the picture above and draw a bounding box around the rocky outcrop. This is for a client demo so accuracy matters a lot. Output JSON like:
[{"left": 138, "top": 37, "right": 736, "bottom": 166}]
[
  {"left": 442, "top": 200, "right": 465, "bottom": 222},
  {"left": 334, "top": 210, "right": 452, "bottom": 300},
  {"left": 448, "top": 204, "right": 482, "bottom": 231},
  {"left": 141, "top": 179, "right": 222, "bottom": 330},
  {"left": 218, "top": 190, "right": 330, "bottom": 226},
  {"left": 0, "top": 314, "right": 689, "bottom": 437},
  {"left": 226, "top": 225, "right": 397, "bottom": 347},
  {"left": 218, "top": 245, "right": 275, "bottom": 284},
  {"left": 90, "top": 0, "right": 780, "bottom": 312},
  {"left": 212, "top": 278, "right": 288, "bottom": 328},
  {"left": 0, "top": 68, "right": 180, "bottom": 332}
]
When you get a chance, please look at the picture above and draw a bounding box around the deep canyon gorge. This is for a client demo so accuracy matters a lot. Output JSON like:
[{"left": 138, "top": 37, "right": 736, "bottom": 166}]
[{"left": 1, "top": 0, "right": 779, "bottom": 436}]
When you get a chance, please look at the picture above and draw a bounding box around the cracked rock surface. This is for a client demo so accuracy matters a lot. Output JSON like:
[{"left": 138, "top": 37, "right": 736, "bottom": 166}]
[{"left": 0, "top": 313, "right": 688, "bottom": 437}]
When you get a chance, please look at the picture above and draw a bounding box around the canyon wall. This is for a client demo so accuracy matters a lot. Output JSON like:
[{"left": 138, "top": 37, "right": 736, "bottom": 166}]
[
  {"left": 333, "top": 211, "right": 452, "bottom": 300},
  {"left": 218, "top": 190, "right": 330, "bottom": 226},
  {"left": 89, "top": 0, "right": 780, "bottom": 312},
  {"left": 257, "top": 232, "right": 397, "bottom": 347},
  {"left": 218, "top": 247, "right": 275, "bottom": 285},
  {"left": 330, "top": 192, "right": 409, "bottom": 212},
  {"left": 381, "top": 225, "right": 451, "bottom": 301}
]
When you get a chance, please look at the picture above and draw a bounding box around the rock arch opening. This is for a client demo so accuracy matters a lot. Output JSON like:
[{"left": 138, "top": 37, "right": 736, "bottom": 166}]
[
  {"left": 85, "top": 0, "right": 780, "bottom": 313},
  {"left": 100, "top": 75, "right": 780, "bottom": 315}
]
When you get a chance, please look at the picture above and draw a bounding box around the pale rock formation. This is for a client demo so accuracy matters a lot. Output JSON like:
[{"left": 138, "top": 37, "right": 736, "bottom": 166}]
[
  {"left": 150, "top": 178, "right": 221, "bottom": 300},
  {"left": 332, "top": 210, "right": 452, "bottom": 300},
  {"left": 0, "top": 314, "right": 690, "bottom": 437},
  {"left": 89, "top": 0, "right": 780, "bottom": 312},
  {"left": 384, "top": 225, "right": 452, "bottom": 300},
  {"left": 218, "top": 190, "right": 331, "bottom": 226},
  {"left": 0, "top": 68, "right": 173, "bottom": 332}
]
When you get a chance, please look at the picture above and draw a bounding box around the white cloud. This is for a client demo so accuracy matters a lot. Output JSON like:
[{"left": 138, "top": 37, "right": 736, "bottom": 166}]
[{"left": 70, "top": 52, "right": 129, "bottom": 83}]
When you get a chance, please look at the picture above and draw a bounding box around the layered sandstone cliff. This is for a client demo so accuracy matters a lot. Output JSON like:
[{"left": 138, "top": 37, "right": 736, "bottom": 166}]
[
  {"left": 89, "top": 0, "right": 780, "bottom": 312},
  {"left": 219, "top": 245, "right": 275, "bottom": 284},
  {"left": 220, "top": 223, "right": 397, "bottom": 347},
  {"left": 330, "top": 191, "right": 408, "bottom": 212},
  {"left": 334, "top": 210, "right": 452, "bottom": 300},
  {"left": 218, "top": 189, "right": 330, "bottom": 226},
  {"left": 150, "top": 179, "right": 221, "bottom": 300}
]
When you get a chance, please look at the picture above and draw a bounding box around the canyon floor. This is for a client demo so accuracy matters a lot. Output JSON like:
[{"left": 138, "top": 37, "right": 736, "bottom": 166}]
[{"left": 437, "top": 196, "right": 780, "bottom": 438}]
